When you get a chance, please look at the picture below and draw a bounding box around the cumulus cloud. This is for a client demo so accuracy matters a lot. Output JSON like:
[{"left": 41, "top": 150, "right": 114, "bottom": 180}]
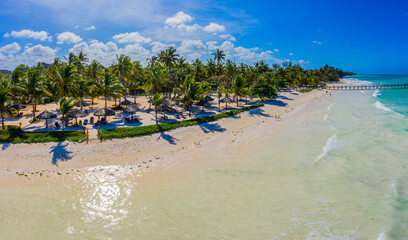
[
  {"left": 203, "top": 23, "right": 226, "bottom": 33},
  {"left": 289, "top": 53, "right": 293, "bottom": 56},
  {"left": 0, "top": 44, "right": 58, "bottom": 69},
  {"left": 165, "top": 11, "right": 193, "bottom": 26},
  {"left": 0, "top": 42, "right": 22, "bottom": 54},
  {"left": 219, "top": 34, "right": 236, "bottom": 41},
  {"left": 150, "top": 41, "right": 175, "bottom": 54},
  {"left": 179, "top": 40, "right": 206, "bottom": 53},
  {"left": 3, "top": 29, "right": 52, "bottom": 41},
  {"left": 274, "top": 49, "right": 279, "bottom": 52},
  {"left": 312, "top": 40, "right": 323, "bottom": 45},
  {"left": 112, "top": 32, "right": 152, "bottom": 44},
  {"left": 84, "top": 25, "right": 96, "bottom": 30},
  {"left": 57, "top": 32, "right": 83, "bottom": 44}
]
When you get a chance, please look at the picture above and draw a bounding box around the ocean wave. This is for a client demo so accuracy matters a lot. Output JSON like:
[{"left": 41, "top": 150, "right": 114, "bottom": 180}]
[
  {"left": 373, "top": 89, "right": 381, "bottom": 98},
  {"left": 376, "top": 232, "right": 387, "bottom": 240},
  {"left": 323, "top": 103, "right": 336, "bottom": 121},
  {"left": 375, "top": 101, "right": 392, "bottom": 112},
  {"left": 346, "top": 78, "right": 374, "bottom": 86},
  {"left": 316, "top": 134, "right": 341, "bottom": 162}
]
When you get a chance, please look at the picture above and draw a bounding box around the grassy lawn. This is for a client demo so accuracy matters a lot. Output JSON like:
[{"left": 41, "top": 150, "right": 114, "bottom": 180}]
[
  {"left": 99, "top": 103, "right": 264, "bottom": 140},
  {"left": 0, "top": 125, "right": 86, "bottom": 144}
]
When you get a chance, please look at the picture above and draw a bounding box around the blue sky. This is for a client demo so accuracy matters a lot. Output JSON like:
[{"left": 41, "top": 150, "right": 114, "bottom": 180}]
[{"left": 0, "top": 0, "right": 407, "bottom": 73}]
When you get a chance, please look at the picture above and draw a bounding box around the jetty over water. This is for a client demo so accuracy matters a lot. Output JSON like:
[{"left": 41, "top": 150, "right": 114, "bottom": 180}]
[{"left": 325, "top": 84, "right": 408, "bottom": 90}]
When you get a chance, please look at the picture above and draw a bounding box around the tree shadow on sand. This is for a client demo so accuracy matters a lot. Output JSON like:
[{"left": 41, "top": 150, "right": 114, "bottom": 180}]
[
  {"left": 1, "top": 143, "right": 10, "bottom": 150},
  {"left": 157, "top": 131, "right": 179, "bottom": 145},
  {"left": 248, "top": 108, "right": 271, "bottom": 117},
  {"left": 50, "top": 142, "right": 73, "bottom": 166},
  {"left": 199, "top": 122, "right": 226, "bottom": 133}
]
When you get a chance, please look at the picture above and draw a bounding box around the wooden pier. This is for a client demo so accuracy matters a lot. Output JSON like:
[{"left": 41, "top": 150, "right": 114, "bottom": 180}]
[{"left": 325, "top": 84, "right": 408, "bottom": 90}]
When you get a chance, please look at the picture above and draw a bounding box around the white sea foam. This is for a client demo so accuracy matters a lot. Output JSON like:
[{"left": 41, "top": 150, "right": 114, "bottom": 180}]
[
  {"left": 327, "top": 103, "right": 336, "bottom": 111},
  {"left": 373, "top": 89, "right": 381, "bottom": 97},
  {"left": 323, "top": 114, "right": 329, "bottom": 121},
  {"left": 375, "top": 101, "right": 392, "bottom": 112},
  {"left": 323, "top": 103, "right": 335, "bottom": 120},
  {"left": 316, "top": 135, "right": 341, "bottom": 162},
  {"left": 376, "top": 232, "right": 387, "bottom": 240}
]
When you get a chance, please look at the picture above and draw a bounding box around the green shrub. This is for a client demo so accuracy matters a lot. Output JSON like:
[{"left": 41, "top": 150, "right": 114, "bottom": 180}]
[
  {"left": 99, "top": 103, "right": 264, "bottom": 140},
  {"left": 0, "top": 125, "right": 86, "bottom": 143}
]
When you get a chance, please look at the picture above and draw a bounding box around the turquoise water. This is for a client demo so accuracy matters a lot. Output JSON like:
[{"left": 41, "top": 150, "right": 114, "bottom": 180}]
[{"left": 0, "top": 75, "right": 407, "bottom": 239}]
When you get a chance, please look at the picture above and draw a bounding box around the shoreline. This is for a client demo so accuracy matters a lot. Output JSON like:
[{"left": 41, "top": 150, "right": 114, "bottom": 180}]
[{"left": 0, "top": 89, "right": 328, "bottom": 190}]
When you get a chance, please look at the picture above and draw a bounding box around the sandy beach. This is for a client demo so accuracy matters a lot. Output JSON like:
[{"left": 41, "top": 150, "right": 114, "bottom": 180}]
[{"left": 0, "top": 89, "right": 327, "bottom": 189}]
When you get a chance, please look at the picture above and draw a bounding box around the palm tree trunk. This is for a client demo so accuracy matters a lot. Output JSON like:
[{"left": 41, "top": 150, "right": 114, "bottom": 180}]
[
  {"left": 218, "top": 101, "right": 221, "bottom": 112},
  {"left": 32, "top": 102, "right": 36, "bottom": 121},
  {"left": 155, "top": 108, "right": 158, "bottom": 124},
  {"left": 62, "top": 114, "right": 65, "bottom": 134},
  {"left": 2, "top": 115, "right": 4, "bottom": 130}
]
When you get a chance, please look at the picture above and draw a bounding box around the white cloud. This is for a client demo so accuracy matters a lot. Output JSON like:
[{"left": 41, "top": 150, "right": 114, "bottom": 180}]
[
  {"left": 179, "top": 40, "right": 206, "bottom": 53},
  {"left": 84, "top": 25, "right": 96, "bottom": 30},
  {"left": 289, "top": 53, "right": 293, "bottom": 56},
  {"left": 274, "top": 49, "right": 279, "bottom": 52},
  {"left": 187, "top": 52, "right": 202, "bottom": 60},
  {"left": 112, "top": 32, "right": 152, "bottom": 44},
  {"left": 4, "top": 29, "right": 52, "bottom": 41},
  {"left": 57, "top": 32, "right": 83, "bottom": 44},
  {"left": 312, "top": 40, "right": 323, "bottom": 45},
  {"left": 203, "top": 23, "right": 226, "bottom": 33},
  {"left": 150, "top": 41, "right": 175, "bottom": 54},
  {"left": 0, "top": 42, "right": 22, "bottom": 54},
  {"left": 177, "top": 23, "right": 201, "bottom": 32},
  {"left": 165, "top": 11, "right": 193, "bottom": 26},
  {"left": 219, "top": 34, "right": 236, "bottom": 41},
  {"left": 23, "top": 44, "right": 57, "bottom": 57}
]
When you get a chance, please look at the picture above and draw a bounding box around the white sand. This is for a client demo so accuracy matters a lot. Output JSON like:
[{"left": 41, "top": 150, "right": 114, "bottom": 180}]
[{"left": 0, "top": 89, "right": 328, "bottom": 189}]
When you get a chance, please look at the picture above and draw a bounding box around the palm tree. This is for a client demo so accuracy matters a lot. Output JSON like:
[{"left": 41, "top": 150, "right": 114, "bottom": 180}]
[
  {"left": 231, "top": 75, "right": 247, "bottom": 106},
  {"left": 158, "top": 47, "right": 179, "bottom": 99},
  {"left": 174, "top": 77, "right": 203, "bottom": 116},
  {"left": 58, "top": 97, "right": 76, "bottom": 134},
  {"left": 217, "top": 87, "right": 224, "bottom": 112},
  {"left": 22, "top": 69, "right": 46, "bottom": 121},
  {"left": 48, "top": 64, "right": 80, "bottom": 101},
  {"left": 96, "top": 69, "right": 124, "bottom": 117},
  {"left": 0, "top": 78, "right": 15, "bottom": 129},
  {"left": 149, "top": 93, "right": 164, "bottom": 124},
  {"left": 211, "top": 49, "right": 226, "bottom": 65},
  {"left": 113, "top": 54, "right": 134, "bottom": 107}
]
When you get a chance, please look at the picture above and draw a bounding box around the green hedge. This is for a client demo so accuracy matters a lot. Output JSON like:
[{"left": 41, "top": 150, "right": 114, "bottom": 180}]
[
  {"left": 0, "top": 125, "right": 86, "bottom": 143},
  {"left": 99, "top": 103, "right": 264, "bottom": 140}
]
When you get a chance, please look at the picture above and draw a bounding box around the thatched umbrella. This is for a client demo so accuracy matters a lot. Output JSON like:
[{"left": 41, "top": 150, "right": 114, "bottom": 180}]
[
  {"left": 75, "top": 100, "right": 89, "bottom": 111},
  {"left": 123, "top": 104, "right": 140, "bottom": 120},
  {"left": 204, "top": 95, "right": 214, "bottom": 102},
  {"left": 67, "top": 109, "right": 88, "bottom": 125},
  {"left": 159, "top": 103, "right": 177, "bottom": 113},
  {"left": 120, "top": 99, "right": 132, "bottom": 106},
  {"left": 36, "top": 110, "right": 57, "bottom": 128},
  {"left": 220, "top": 96, "right": 233, "bottom": 108},
  {"left": 12, "top": 104, "right": 26, "bottom": 115},
  {"left": 94, "top": 108, "right": 115, "bottom": 122}
]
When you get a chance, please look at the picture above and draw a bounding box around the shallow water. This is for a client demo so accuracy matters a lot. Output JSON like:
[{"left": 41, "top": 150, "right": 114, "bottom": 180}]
[{"left": 1, "top": 75, "right": 408, "bottom": 239}]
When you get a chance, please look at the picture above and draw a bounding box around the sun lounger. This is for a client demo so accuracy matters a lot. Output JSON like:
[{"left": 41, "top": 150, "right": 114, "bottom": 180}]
[
  {"left": 55, "top": 122, "right": 61, "bottom": 129},
  {"left": 84, "top": 119, "right": 88, "bottom": 125},
  {"left": 90, "top": 117, "right": 94, "bottom": 124}
]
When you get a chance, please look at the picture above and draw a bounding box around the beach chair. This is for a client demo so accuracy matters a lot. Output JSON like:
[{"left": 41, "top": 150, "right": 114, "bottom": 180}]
[
  {"left": 84, "top": 119, "right": 88, "bottom": 125},
  {"left": 18, "top": 112, "right": 23, "bottom": 118},
  {"left": 79, "top": 120, "right": 82, "bottom": 126},
  {"left": 84, "top": 109, "right": 89, "bottom": 114},
  {"left": 55, "top": 122, "right": 61, "bottom": 129},
  {"left": 90, "top": 117, "right": 94, "bottom": 124},
  {"left": 65, "top": 120, "right": 69, "bottom": 126}
]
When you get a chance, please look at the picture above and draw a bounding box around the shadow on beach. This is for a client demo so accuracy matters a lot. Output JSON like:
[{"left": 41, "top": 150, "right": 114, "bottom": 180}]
[
  {"left": 50, "top": 142, "right": 73, "bottom": 166},
  {"left": 199, "top": 122, "right": 226, "bottom": 133},
  {"left": 157, "top": 131, "right": 179, "bottom": 145},
  {"left": 248, "top": 108, "right": 271, "bottom": 117}
]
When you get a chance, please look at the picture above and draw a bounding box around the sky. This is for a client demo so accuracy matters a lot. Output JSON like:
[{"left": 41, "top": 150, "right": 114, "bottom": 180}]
[{"left": 0, "top": 0, "right": 407, "bottom": 73}]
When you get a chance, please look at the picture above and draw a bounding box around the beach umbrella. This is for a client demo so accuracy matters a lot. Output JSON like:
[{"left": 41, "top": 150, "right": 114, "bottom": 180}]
[
  {"left": 67, "top": 109, "right": 88, "bottom": 125},
  {"left": 12, "top": 104, "right": 26, "bottom": 110},
  {"left": 12, "top": 104, "right": 26, "bottom": 115},
  {"left": 36, "top": 110, "right": 57, "bottom": 128},
  {"left": 120, "top": 99, "right": 132, "bottom": 106},
  {"left": 220, "top": 97, "right": 232, "bottom": 103},
  {"left": 197, "top": 100, "right": 211, "bottom": 107},
  {"left": 159, "top": 103, "right": 177, "bottom": 112},
  {"left": 94, "top": 108, "right": 115, "bottom": 122},
  {"left": 123, "top": 104, "right": 140, "bottom": 120},
  {"left": 204, "top": 95, "right": 214, "bottom": 102},
  {"left": 75, "top": 100, "right": 89, "bottom": 107}
]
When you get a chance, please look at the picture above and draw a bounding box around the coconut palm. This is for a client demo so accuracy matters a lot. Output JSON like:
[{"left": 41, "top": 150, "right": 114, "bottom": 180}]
[
  {"left": 174, "top": 77, "right": 203, "bottom": 117},
  {"left": 149, "top": 93, "right": 164, "bottom": 124},
  {"left": 58, "top": 97, "right": 76, "bottom": 134},
  {"left": 217, "top": 87, "right": 224, "bottom": 112},
  {"left": 0, "top": 78, "right": 15, "bottom": 129},
  {"left": 231, "top": 75, "right": 247, "bottom": 106},
  {"left": 113, "top": 54, "right": 134, "bottom": 106},
  {"left": 211, "top": 49, "right": 226, "bottom": 65},
  {"left": 48, "top": 64, "right": 80, "bottom": 101},
  {"left": 22, "top": 69, "right": 46, "bottom": 121},
  {"left": 96, "top": 69, "right": 124, "bottom": 117}
]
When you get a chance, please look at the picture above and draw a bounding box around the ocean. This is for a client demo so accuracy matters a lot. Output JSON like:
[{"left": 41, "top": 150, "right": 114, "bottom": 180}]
[{"left": 0, "top": 74, "right": 407, "bottom": 239}]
